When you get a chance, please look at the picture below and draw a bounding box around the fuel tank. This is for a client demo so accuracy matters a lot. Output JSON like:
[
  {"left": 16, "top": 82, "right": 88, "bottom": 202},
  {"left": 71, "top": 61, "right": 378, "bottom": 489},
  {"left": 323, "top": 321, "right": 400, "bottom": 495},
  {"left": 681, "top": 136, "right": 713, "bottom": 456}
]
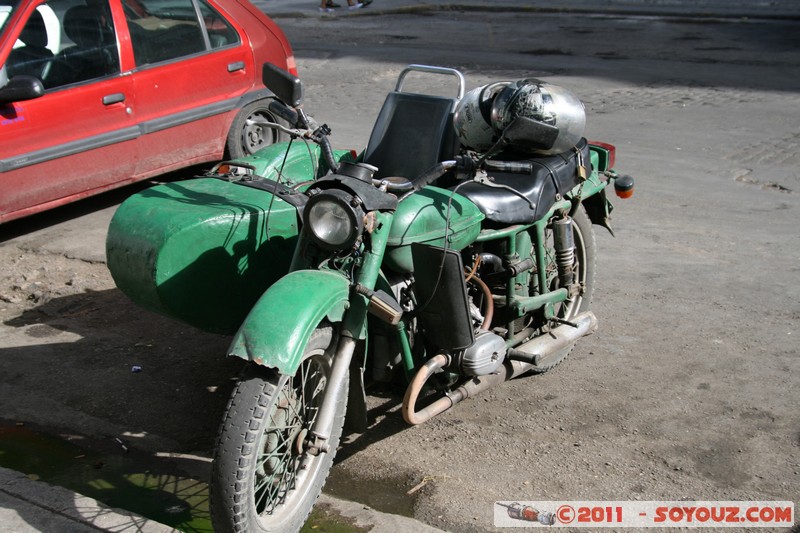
[{"left": 385, "top": 186, "right": 485, "bottom": 273}]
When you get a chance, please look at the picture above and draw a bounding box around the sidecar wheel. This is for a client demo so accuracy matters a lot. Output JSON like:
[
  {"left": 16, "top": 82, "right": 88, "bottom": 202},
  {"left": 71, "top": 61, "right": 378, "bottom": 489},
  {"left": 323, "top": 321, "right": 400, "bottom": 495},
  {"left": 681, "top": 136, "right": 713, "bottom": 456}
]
[
  {"left": 528, "top": 204, "right": 596, "bottom": 373},
  {"left": 226, "top": 99, "right": 285, "bottom": 159},
  {"left": 210, "top": 326, "right": 347, "bottom": 533}
]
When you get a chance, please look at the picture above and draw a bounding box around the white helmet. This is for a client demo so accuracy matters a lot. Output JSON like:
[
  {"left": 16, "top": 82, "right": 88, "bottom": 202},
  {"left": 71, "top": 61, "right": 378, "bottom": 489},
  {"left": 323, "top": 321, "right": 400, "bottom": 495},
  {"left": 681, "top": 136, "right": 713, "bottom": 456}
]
[
  {"left": 452, "top": 81, "right": 511, "bottom": 152},
  {"left": 490, "top": 79, "right": 586, "bottom": 155}
]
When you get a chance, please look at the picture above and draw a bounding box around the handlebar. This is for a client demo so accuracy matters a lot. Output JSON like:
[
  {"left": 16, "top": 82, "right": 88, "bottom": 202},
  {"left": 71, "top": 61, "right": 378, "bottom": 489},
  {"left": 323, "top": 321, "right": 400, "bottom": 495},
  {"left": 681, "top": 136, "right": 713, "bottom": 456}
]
[
  {"left": 268, "top": 100, "right": 299, "bottom": 126},
  {"left": 410, "top": 160, "right": 458, "bottom": 193},
  {"left": 483, "top": 159, "right": 533, "bottom": 175},
  {"left": 247, "top": 118, "right": 340, "bottom": 173}
]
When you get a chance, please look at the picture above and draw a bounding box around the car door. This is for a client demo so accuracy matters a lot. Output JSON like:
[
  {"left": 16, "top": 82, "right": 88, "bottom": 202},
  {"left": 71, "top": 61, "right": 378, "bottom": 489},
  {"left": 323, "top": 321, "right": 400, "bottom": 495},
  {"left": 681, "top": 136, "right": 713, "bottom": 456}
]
[
  {"left": 0, "top": 0, "right": 137, "bottom": 223},
  {"left": 121, "top": 0, "right": 252, "bottom": 176}
]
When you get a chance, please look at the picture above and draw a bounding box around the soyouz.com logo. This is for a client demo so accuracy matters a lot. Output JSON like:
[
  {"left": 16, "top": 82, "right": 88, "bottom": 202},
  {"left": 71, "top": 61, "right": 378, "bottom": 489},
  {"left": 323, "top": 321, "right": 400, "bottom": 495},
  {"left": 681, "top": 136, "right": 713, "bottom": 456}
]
[{"left": 493, "top": 501, "right": 794, "bottom": 528}]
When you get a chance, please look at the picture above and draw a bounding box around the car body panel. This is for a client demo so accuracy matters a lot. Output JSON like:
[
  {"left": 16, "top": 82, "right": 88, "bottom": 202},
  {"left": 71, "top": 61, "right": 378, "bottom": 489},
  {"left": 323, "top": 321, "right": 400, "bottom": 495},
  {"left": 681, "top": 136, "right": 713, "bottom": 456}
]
[{"left": 0, "top": 0, "right": 294, "bottom": 223}]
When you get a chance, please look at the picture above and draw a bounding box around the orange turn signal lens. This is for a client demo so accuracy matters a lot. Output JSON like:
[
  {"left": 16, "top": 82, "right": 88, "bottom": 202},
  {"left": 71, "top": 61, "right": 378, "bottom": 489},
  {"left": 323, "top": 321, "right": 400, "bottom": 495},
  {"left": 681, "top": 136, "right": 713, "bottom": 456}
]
[{"left": 614, "top": 175, "right": 634, "bottom": 199}]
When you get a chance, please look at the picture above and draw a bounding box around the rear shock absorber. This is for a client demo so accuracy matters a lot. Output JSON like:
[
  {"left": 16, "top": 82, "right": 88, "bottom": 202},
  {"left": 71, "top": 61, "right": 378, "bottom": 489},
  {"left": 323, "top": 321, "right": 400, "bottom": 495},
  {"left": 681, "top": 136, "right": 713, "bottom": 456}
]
[{"left": 552, "top": 216, "right": 575, "bottom": 288}]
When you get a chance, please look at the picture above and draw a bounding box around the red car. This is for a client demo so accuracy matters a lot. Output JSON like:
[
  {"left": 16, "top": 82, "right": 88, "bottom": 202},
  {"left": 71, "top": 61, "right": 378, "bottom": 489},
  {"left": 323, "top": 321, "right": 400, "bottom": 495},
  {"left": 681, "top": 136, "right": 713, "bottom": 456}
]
[{"left": 0, "top": 0, "right": 295, "bottom": 223}]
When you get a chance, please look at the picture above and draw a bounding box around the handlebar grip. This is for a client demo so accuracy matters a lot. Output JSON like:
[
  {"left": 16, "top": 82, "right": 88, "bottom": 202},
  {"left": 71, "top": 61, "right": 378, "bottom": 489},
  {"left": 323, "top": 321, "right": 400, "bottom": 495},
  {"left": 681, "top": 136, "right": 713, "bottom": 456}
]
[
  {"left": 484, "top": 160, "right": 533, "bottom": 175},
  {"left": 318, "top": 135, "right": 339, "bottom": 173},
  {"left": 268, "top": 100, "right": 299, "bottom": 127},
  {"left": 408, "top": 161, "right": 458, "bottom": 194}
]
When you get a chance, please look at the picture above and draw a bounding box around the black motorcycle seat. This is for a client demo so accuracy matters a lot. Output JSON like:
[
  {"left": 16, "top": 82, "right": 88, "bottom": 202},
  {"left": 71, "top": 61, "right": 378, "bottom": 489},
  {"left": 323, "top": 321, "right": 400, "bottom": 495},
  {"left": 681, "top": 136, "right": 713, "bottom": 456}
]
[{"left": 454, "top": 138, "right": 589, "bottom": 225}]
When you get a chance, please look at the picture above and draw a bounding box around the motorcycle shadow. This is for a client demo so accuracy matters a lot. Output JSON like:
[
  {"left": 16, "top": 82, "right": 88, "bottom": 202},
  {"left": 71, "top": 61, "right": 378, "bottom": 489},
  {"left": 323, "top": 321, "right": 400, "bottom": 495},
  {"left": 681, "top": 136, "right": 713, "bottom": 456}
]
[
  {"left": 339, "top": 381, "right": 409, "bottom": 463},
  {"left": 2, "top": 285, "right": 421, "bottom": 458}
]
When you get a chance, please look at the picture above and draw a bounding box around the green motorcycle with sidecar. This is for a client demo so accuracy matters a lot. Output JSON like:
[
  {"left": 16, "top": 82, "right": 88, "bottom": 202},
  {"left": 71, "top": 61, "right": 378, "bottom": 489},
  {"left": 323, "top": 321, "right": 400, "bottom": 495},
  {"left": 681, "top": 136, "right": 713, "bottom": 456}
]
[{"left": 106, "top": 64, "right": 633, "bottom": 533}]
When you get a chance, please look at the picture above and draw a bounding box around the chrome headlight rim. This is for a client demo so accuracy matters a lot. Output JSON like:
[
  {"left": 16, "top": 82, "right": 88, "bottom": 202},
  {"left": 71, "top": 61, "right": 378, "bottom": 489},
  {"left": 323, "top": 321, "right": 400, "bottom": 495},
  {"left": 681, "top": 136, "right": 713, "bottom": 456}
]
[{"left": 303, "top": 189, "right": 365, "bottom": 251}]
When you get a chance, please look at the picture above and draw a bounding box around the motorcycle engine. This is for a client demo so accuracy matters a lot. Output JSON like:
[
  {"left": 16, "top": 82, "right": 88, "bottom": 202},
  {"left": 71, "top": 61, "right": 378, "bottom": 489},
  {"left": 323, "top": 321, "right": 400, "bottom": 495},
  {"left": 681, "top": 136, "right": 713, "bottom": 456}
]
[{"left": 455, "top": 329, "right": 506, "bottom": 376}]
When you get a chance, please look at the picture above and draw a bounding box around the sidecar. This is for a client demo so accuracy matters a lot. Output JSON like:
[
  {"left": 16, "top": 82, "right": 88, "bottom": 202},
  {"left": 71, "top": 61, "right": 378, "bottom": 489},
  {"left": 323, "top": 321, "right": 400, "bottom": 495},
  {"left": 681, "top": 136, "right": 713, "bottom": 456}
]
[{"left": 106, "top": 144, "right": 354, "bottom": 334}]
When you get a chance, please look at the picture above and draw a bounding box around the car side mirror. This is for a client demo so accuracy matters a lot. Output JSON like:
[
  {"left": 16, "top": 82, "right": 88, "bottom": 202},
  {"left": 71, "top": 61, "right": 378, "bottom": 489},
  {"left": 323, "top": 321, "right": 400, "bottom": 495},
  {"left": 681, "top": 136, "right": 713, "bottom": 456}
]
[
  {"left": 0, "top": 75, "right": 45, "bottom": 104},
  {"left": 502, "top": 116, "right": 559, "bottom": 152},
  {"left": 262, "top": 63, "right": 303, "bottom": 107}
]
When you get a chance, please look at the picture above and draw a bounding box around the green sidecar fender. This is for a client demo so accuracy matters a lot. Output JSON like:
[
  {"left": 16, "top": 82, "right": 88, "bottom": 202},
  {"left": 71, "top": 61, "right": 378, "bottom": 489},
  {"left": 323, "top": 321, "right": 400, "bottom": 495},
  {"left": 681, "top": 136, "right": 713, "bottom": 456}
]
[{"left": 228, "top": 269, "right": 350, "bottom": 375}]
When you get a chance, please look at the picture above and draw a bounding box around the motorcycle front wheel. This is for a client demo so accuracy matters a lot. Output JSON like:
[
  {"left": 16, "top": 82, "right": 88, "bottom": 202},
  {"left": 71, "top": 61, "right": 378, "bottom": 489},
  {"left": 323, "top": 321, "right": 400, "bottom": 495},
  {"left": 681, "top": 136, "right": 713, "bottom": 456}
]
[{"left": 210, "top": 325, "right": 347, "bottom": 533}]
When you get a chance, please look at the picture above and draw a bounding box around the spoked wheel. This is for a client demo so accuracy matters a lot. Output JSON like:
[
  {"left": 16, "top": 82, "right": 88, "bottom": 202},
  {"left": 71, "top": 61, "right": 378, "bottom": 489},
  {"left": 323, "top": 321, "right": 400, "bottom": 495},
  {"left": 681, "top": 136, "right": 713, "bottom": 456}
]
[
  {"left": 210, "top": 326, "right": 347, "bottom": 533},
  {"left": 529, "top": 204, "right": 596, "bottom": 373}
]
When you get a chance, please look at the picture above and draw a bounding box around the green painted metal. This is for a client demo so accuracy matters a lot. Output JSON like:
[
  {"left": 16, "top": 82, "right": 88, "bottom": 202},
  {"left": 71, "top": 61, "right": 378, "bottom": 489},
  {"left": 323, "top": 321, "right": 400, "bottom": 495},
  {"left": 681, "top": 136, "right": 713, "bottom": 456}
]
[
  {"left": 230, "top": 142, "right": 355, "bottom": 184},
  {"left": 384, "top": 186, "right": 485, "bottom": 273},
  {"left": 532, "top": 219, "right": 549, "bottom": 299},
  {"left": 343, "top": 212, "right": 394, "bottom": 339},
  {"left": 106, "top": 143, "right": 354, "bottom": 334},
  {"left": 395, "top": 321, "right": 415, "bottom": 381},
  {"left": 106, "top": 177, "right": 300, "bottom": 334},
  {"left": 512, "top": 288, "right": 569, "bottom": 315},
  {"left": 476, "top": 223, "right": 532, "bottom": 242},
  {"left": 228, "top": 269, "right": 350, "bottom": 375},
  {"left": 588, "top": 144, "right": 609, "bottom": 172}
]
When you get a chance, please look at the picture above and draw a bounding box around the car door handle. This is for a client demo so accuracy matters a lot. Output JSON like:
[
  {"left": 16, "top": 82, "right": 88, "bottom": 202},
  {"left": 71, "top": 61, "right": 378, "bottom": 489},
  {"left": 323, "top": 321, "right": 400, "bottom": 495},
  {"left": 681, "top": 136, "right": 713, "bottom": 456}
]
[
  {"left": 227, "top": 61, "right": 245, "bottom": 73},
  {"left": 103, "top": 93, "right": 126, "bottom": 105}
]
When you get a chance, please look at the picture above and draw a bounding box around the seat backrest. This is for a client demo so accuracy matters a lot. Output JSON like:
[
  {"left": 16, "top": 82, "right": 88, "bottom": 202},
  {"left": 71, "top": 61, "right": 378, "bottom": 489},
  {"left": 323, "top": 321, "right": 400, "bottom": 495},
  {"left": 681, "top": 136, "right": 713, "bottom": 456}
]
[
  {"left": 47, "top": 5, "right": 118, "bottom": 87},
  {"left": 63, "top": 5, "right": 106, "bottom": 49},
  {"left": 7, "top": 10, "right": 53, "bottom": 79},
  {"left": 363, "top": 92, "right": 457, "bottom": 181}
]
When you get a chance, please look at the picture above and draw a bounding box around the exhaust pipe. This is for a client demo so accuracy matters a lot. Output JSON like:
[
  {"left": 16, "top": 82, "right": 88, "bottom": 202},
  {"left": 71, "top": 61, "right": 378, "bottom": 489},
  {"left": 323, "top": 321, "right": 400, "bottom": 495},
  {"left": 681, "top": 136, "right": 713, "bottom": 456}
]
[
  {"left": 402, "top": 311, "right": 597, "bottom": 425},
  {"left": 507, "top": 311, "right": 598, "bottom": 366}
]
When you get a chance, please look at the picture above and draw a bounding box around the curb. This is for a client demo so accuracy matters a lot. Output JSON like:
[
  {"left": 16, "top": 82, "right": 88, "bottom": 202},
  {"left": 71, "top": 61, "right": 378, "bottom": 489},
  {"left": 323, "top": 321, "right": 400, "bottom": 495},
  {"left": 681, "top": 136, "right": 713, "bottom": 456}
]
[{"left": 0, "top": 467, "right": 174, "bottom": 533}]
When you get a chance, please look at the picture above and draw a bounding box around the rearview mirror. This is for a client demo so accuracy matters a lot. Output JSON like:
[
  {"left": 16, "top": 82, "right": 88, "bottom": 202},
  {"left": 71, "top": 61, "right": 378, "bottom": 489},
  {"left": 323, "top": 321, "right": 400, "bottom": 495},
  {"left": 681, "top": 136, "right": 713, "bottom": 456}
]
[
  {"left": 262, "top": 63, "right": 303, "bottom": 107},
  {"left": 0, "top": 75, "right": 45, "bottom": 104},
  {"left": 502, "top": 116, "right": 559, "bottom": 152}
]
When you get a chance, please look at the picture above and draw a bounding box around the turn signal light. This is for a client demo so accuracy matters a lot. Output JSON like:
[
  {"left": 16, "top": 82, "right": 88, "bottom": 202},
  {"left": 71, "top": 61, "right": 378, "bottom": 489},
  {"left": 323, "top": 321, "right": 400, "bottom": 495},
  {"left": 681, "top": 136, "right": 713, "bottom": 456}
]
[
  {"left": 614, "top": 175, "right": 634, "bottom": 199},
  {"left": 589, "top": 140, "right": 616, "bottom": 171}
]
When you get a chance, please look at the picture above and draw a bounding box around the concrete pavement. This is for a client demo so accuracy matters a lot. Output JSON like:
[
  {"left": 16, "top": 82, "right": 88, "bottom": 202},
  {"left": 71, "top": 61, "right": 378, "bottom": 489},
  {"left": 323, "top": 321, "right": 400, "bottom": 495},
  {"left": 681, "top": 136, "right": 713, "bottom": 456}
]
[
  {"left": 1, "top": 465, "right": 445, "bottom": 532},
  {"left": 0, "top": 467, "right": 173, "bottom": 533}
]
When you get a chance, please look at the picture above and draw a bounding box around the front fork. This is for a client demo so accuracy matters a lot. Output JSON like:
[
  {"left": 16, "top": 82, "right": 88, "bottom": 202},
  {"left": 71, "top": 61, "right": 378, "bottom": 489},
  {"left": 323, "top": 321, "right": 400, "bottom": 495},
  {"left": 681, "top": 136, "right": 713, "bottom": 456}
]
[{"left": 308, "top": 211, "right": 394, "bottom": 454}]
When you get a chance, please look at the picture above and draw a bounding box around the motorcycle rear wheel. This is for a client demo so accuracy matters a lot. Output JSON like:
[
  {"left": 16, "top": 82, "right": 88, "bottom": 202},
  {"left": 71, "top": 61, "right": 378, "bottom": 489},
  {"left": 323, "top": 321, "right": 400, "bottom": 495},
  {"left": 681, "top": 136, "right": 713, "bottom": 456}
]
[
  {"left": 528, "top": 204, "right": 596, "bottom": 373},
  {"left": 210, "top": 326, "right": 347, "bottom": 533}
]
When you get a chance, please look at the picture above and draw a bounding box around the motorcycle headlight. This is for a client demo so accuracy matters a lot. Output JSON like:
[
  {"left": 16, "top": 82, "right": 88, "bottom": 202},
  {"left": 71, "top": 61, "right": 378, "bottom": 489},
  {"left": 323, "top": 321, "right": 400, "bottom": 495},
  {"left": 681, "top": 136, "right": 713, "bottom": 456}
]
[{"left": 304, "top": 189, "right": 365, "bottom": 251}]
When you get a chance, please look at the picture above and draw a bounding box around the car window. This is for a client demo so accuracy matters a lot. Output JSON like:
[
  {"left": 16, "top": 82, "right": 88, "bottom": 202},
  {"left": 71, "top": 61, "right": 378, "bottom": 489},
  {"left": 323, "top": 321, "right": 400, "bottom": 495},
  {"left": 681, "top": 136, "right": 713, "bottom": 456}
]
[
  {"left": 0, "top": 1, "right": 18, "bottom": 33},
  {"left": 197, "top": 0, "right": 236, "bottom": 49},
  {"left": 1, "top": 6, "right": 12, "bottom": 33},
  {"left": 5, "top": 0, "right": 120, "bottom": 89},
  {"left": 123, "top": 0, "right": 238, "bottom": 67}
]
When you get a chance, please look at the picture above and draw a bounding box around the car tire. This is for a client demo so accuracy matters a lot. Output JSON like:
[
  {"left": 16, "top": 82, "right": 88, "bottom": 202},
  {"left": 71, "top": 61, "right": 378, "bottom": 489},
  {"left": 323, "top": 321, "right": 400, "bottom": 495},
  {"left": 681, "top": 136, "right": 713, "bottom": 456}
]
[{"left": 226, "top": 99, "right": 285, "bottom": 159}]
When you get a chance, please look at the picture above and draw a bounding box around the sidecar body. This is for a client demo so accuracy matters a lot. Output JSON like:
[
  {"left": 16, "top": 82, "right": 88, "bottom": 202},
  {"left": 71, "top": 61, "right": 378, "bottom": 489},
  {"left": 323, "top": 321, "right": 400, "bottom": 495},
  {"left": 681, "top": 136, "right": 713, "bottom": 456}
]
[{"left": 106, "top": 144, "right": 352, "bottom": 334}]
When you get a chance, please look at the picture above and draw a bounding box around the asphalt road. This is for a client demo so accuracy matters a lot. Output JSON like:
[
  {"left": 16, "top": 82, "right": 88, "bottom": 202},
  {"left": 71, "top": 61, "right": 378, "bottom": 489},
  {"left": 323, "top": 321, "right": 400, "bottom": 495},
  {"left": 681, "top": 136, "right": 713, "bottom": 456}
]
[{"left": 1, "top": 3, "right": 799, "bottom": 532}]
